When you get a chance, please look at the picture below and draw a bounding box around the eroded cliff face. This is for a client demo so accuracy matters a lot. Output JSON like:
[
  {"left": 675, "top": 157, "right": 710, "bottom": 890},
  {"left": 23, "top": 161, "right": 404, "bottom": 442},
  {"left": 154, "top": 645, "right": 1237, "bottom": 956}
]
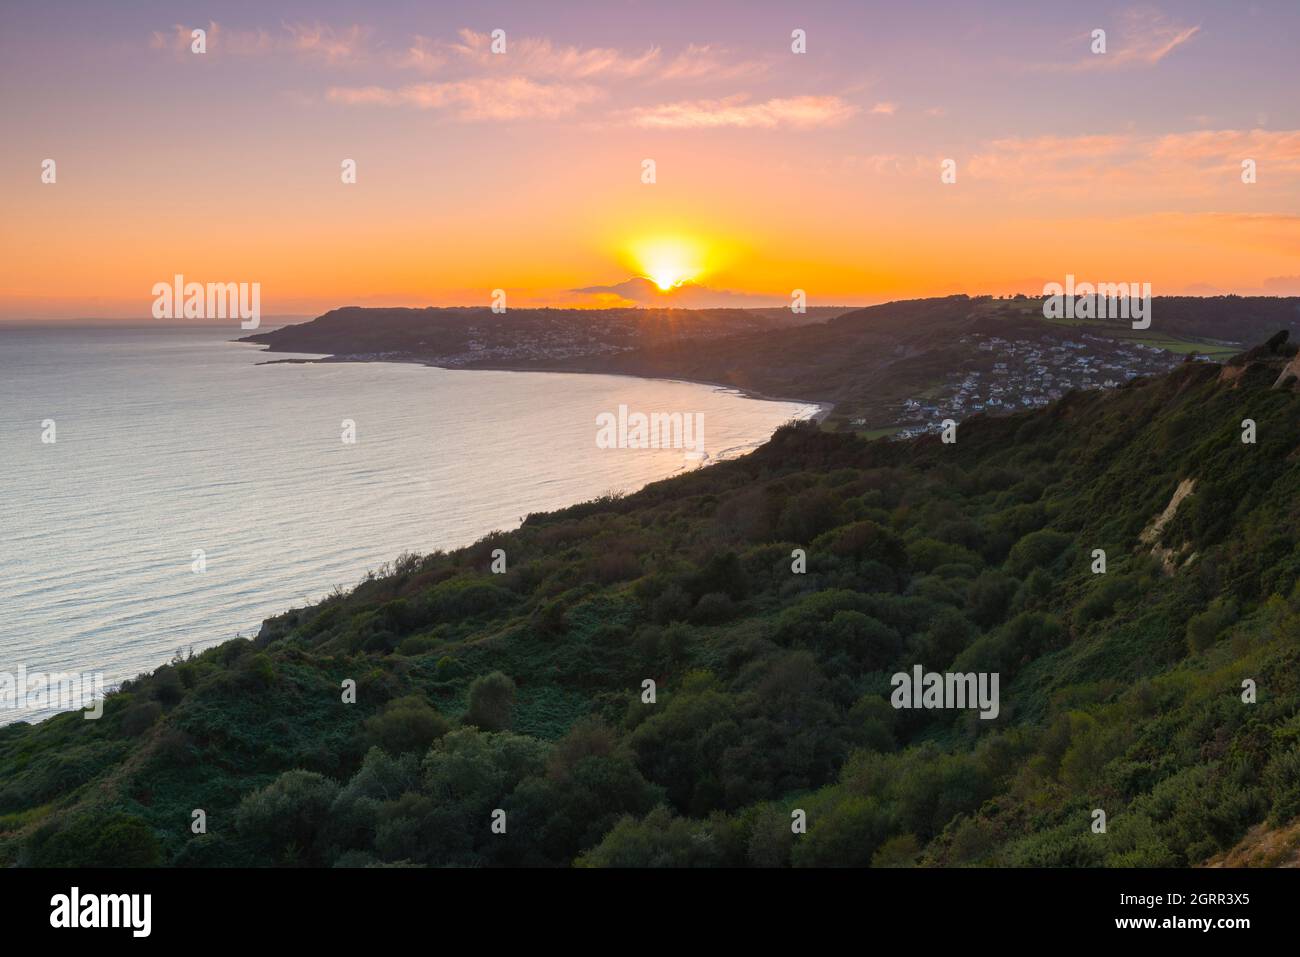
[
  {"left": 1273, "top": 351, "right": 1300, "bottom": 389},
  {"left": 1139, "top": 478, "right": 1197, "bottom": 574},
  {"left": 1205, "top": 329, "right": 1300, "bottom": 389}
]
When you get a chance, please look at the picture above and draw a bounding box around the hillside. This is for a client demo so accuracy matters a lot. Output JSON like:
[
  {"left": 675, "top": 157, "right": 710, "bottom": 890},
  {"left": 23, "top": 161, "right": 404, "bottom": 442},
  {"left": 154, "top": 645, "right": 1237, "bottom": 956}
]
[
  {"left": 540, "top": 295, "right": 1300, "bottom": 429},
  {"left": 239, "top": 304, "right": 846, "bottom": 362},
  {"left": 4, "top": 332, "right": 1300, "bottom": 867},
  {"left": 241, "top": 296, "right": 1300, "bottom": 433}
]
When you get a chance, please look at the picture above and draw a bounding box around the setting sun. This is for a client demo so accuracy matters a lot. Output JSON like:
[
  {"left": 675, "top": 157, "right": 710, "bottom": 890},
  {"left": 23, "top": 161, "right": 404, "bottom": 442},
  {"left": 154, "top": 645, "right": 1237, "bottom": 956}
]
[{"left": 628, "top": 237, "right": 706, "bottom": 291}]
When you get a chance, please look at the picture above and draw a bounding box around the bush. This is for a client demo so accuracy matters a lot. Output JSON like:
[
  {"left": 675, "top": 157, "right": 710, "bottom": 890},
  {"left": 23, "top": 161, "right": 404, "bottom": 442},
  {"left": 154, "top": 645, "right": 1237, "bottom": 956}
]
[
  {"left": 362, "top": 695, "right": 451, "bottom": 755},
  {"left": 966, "top": 570, "right": 1018, "bottom": 627},
  {"left": 691, "top": 592, "right": 738, "bottom": 624},
  {"left": 121, "top": 700, "right": 163, "bottom": 737},
  {"left": 150, "top": 665, "right": 185, "bottom": 706},
  {"left": 531, "top": 599, "right": 569, "bottom": 639},
  {"left": 871, "top": 833, "right": 920, "bottom": 867},
  {"left": 790, "top": 796, "right": 891, "bottom": 867},
  {"left": 30, "top": 812, "right": 162, "bottom": 867},
  {"left": 1264, "top": 744, "right": 1300, "bottom": 825},
  {"left": 235, "top": 770, "right": 341, "bottom": 865},
  {"left": 1185, "top": 598, "right": 1238, "bottom": 654},
  {"left": 1007, "top": 530, "right": 1073, "bottom": 578},
  {"left": 464, "top": 672, "right": 517, "bottom": 732},
  {"left": 1073, "top": 575, "right": 1138, "bottom": 628},
  {"left": 576, "top": 807, "right": 726, "bottom": 867},
  {"left": 826, "top": 610, "right": 901, "bottom": 670}
]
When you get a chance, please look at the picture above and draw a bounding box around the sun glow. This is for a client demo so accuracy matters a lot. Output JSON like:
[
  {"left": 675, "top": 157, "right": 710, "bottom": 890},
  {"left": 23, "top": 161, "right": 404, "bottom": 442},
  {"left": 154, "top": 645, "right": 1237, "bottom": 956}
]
[{"left": 628, "top": 236, "right": 706, "bottom": 291}]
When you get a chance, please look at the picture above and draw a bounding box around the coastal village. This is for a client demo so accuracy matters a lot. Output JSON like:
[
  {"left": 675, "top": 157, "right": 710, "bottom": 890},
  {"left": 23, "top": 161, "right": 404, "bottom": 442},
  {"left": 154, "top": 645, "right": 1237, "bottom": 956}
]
[
  {"left": 249, "top": 304, "right": 1245, "bottom": 441},
  {"left": 887, "top": 332, "right": 1191, "bottom": 438}
]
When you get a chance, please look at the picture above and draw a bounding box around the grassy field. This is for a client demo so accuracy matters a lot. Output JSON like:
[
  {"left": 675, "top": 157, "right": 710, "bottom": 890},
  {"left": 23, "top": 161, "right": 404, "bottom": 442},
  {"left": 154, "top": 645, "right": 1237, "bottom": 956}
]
[
  {"left": 1039, "top": 316, "right": 1239, "bottom": 358},
  {"left": 859, "top": 427, "right": 901, "bottom": 440}
]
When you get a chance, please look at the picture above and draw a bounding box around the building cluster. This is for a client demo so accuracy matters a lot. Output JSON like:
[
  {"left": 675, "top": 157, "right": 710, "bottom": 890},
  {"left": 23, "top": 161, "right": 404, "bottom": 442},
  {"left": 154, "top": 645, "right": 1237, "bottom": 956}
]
[
  {"left": 891, "top": 333, "right": 1185, "bottom": 438},
  {"left": 401, "top": 312, "right": 766, "bottom": 367}
]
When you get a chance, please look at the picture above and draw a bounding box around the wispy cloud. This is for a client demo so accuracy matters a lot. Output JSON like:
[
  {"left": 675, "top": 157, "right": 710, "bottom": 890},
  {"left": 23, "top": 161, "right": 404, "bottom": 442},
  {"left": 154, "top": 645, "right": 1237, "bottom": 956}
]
[
  {"left": 829, "top": 129, "right": 1300, "bottom": 203},
  {"left": 435, "top": 28, "right": 660, "bottom": 78},
  {"left": 328, "top": 77, "right": 605, "bottom": 120},
  {"left": 392, "top": 36, "right": 447, "bottom": 74},
  {"left": 1262, "top": 275, "right": 1300, "bottom": 295},
  {"left": 157, "top": 22, "right": 772, "bottom": 125},
  {"left": 1029, "top": 5, "right": 1200, "bottom": 72},
  {"left": 391, "top": 29, "right": 763, "bottom": 82},
  {"left": 870, "top": 101, "right": 898, "bottom": 115},
  {"left": 1149, "top": 129, "right": 1300, "bottom": 169},
  {"left": 283, "top": 22, "right": 372, "bottom": 64},
  {"left": 571, "top": 276, "right": 779, "bottom": 307},
  {"left": 150, "top": 20, "right": 370, "bottom": 62},
  {"left": 966, "top": 129, "right": 1300, "bottom": 189},
  {"left": 335, "top": 31, "right": 777, "bottom": 123},
  {"left": 149, "top": 21, "right": 273, "bottom": 57},
  {"left": 626, "top": 94, "right": 857, "bottom": 130},
  {"left": 654, "top": 43, "right": 766, "bottom": 82}
]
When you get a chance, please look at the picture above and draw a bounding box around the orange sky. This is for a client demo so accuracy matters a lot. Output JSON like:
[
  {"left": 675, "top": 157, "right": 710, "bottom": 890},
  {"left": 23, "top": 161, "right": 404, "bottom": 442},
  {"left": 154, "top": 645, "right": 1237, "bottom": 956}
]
[{"left": 2, "top": 1, "right": 1298, "bottom": 318}]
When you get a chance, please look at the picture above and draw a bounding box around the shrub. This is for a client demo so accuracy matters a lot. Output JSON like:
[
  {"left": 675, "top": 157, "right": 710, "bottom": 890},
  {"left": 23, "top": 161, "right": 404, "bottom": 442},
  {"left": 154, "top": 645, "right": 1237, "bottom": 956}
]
[
  {"left": 235, "top": 769, "right": 340, "bottom": 865},
  {"left": 464, "top": 672, "right": 517, "bottom": 732},
  {"left": 575, "top": 807, "right": 726, "bottom": 868},
  {"left": 362, "top": 695, "right": 451, "bottom": 755},
  {"left": 691, "top": 592, "right": 738, "bottom": 624},
  {"left": 872, "top": 833, "right": 920, "bottom": 867},
  {"left": 531, "top": 599, "right": 569, "bottom": 639},
  {"left": 121, "top": 700, "right": 163, "bottom": 737},
  {"left": 1185, "top": 598, "right": 1238, "bottom": 654},
  {"left": 965, "top": 570, "right": 1018, "bottom": 627},
  {"left": 30, "top": 812, "right": 162, "bottom": 867},
  {"left": 1007, "top": 529, "right": 1073, "bottom": 578}
]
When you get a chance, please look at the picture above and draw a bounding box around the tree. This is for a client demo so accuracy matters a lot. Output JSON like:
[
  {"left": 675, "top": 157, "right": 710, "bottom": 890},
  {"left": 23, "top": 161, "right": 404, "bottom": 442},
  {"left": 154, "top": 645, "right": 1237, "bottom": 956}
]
[
  {"left": 31, "top": 812, "right": 162, "bottom": 867},
  {"left": 362, "top": 695, "right": 450, "bottom": 755},
  {"left": 1185, "top": 598, "right": 1238, "bottom": 654},
  {"left": 464, "top": 671, "right": 517, "bottom": 732},
  {"left": 966, "top": 570, "right": 1018, "bottom": 627},
  {"left": 575, "top": 807, "right": 725, "bottom": 868},
  {"left": 235, "top": 769, "right": 340, "bottom": 865}
]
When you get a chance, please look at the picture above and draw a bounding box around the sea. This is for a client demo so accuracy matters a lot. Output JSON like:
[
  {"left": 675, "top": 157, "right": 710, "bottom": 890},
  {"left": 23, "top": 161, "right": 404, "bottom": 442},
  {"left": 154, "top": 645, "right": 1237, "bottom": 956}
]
[{"left": 0, "top": 323, "right": 817, "bottom": 724}]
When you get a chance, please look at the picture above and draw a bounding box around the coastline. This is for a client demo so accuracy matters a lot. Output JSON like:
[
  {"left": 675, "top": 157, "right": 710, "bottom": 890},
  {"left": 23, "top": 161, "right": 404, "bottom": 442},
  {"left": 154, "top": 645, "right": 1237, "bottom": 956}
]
[
  {"left": 10, "top": 335, "right": 819, "bottom": 728},
  {"left": 249, "top": 350, "right": 837, "bottom": 423}
]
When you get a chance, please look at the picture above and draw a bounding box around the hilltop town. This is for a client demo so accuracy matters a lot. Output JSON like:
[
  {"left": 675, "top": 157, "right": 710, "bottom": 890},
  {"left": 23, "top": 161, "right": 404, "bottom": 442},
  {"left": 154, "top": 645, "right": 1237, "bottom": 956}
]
[{"left": 889, "top": 332, "right": 1193, "bottom": 438}]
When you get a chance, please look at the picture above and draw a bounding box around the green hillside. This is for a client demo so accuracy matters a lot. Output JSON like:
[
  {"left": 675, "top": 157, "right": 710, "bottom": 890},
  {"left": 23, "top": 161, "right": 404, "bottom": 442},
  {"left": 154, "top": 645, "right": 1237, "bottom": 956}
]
[{"left": 5, "top": 334, "right": 1300, "bottom": 868}]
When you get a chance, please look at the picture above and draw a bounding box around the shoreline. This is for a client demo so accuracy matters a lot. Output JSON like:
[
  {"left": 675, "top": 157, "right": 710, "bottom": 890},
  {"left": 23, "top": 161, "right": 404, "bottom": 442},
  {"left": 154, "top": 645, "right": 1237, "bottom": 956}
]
[
  {"left": 10, "top": 343, "right": 817, "bottom": 729},
  {"left": 250, "top": 349, "right": 837, "bottom": 423}
]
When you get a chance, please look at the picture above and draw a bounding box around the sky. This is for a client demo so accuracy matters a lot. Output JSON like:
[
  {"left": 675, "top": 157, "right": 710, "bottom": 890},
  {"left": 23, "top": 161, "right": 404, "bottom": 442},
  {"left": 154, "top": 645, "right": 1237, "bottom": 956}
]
[{"left": 1, "top": 0, "right": 1298, "bottom": 319}]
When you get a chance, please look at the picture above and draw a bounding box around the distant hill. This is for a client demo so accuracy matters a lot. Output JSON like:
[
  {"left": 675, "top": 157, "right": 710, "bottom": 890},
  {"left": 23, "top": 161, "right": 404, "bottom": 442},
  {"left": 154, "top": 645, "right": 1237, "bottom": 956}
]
[
  {"left": 240, "top": 304, "right": 851, "bottom": 360},
  {"left": 241, "top": 296, "right": 1300, "bottom": 431},
  {"left": 551, "top": 294, "right": 1300, "bottom": 403},
  {"left": 5, "top": 332, "right": 1300, "bottom": 868}
]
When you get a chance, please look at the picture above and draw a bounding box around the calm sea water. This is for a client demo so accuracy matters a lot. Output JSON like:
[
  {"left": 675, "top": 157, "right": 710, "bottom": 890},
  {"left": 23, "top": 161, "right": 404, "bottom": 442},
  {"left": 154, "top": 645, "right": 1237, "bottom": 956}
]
[{"left": 0, "top": 323, "right": 815, "bottom": 724}]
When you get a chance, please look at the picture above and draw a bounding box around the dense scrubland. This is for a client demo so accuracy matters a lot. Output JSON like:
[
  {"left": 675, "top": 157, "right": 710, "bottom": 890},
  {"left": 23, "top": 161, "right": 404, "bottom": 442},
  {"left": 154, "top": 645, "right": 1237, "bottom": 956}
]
[{"left": 4, "top": 333, "right": 1300, "bottom": 868}]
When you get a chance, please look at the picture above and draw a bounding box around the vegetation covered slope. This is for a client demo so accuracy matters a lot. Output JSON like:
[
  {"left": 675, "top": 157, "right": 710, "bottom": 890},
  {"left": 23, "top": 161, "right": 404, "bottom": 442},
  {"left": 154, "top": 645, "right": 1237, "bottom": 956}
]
[
  {"left": 4, "top": 335, "right": 1300, "bottom": 868},
  {"left": 565, "top": 295, "right": 1300, "bottom": 419}
]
